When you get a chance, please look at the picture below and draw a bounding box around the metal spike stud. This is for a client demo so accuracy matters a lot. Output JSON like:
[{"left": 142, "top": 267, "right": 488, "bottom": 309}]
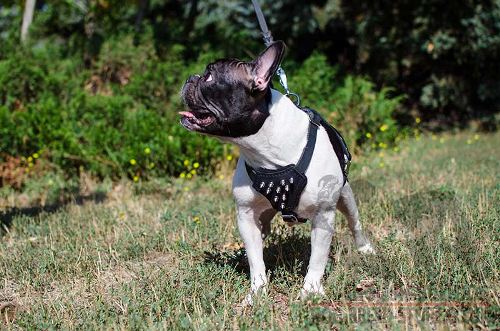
[
  {"left": 289, "top": 177, "right": 294, "bottom": 184},
  {"left": 280, "top": 179, "right": 286, "bottom": 186},
  {"left": 259, "top": 181, "right": 265, "bottom": 189},
  {"left": 282, "top": 194, "right": 286, "bottom": 201},
  {"left": 276, "top": 187, "right": 281, "bottom": 193},
  {"left": 285, "top": 184, "right": 289, "bottom": 192}
]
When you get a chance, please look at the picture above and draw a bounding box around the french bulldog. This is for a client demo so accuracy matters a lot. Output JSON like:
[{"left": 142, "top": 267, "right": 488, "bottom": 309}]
[{"left": 180, "top": 41, "right": 374, "bottom": 303}]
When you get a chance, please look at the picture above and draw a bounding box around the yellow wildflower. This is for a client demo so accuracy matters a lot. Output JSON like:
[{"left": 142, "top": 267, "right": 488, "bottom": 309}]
[
  {"left": 33, "top": 153, "right": 39, "bottom": 159},
  {"left": 415, "top": 117, "right": 421, "bottom": 124},
  {"left": 190, "top": 169, "right": 196, "bottom": 175},
  {"left": 130, "top": 159, "right": 137, "bottom": 165},
  {"left": 187, "top": 173, "right": 193, "bottom": 179},
  {"left": 180, "top": 172, "right": 186, "bottom": 179},
  {"left": 226, "top": 155, "right": 233, "bottom": 161},
  {"left": 149, "top": 162, "right": 155, "bottom": 169},
  {"left": 28, "top": 156, "right": 33, "bottom": 162},
  {"left": 144, "top": 147, "right": 151, "bottom": 155},
  {"left": 474, "top": 134, "right": 480, "bottom": 140},
  {"left": 193, "top": 162, "right": 200, "bottom": 169},
  {"left": 28, "top": 162, "right": 34, "bottom": 168},
  {"left": 193, "top": 216, "right": 200, "bottom": 224},
  {"left": 379, "top": 162, "right": 385, "bottom": 168},
  {"left": 218, "top": 175, "right": 225, "bottom": 180},
  {"left": 133, "top": 175, "right": 139, "bottom": 182},
  {"left": 439, "top": 138, "right": 445, "bottom": 143},
  {"left": 183, "top": 159, "right": 190, "bottom": 166},
  {"left": 427, "top": 42, "right": 434, "bottom": 53},
  {"left": 379, "top": 124, "right": 388, "bottom": 132},
  {"left": 366, "top": 132, "right": 372, "bottom": 139},
  {"left": 467, "top": 139, "right": 472, "bottom": 145}
]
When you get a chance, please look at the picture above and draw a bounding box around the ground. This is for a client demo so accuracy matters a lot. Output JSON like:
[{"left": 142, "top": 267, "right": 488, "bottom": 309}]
[{"left": 0, "top": 132, "right": 499, "bottom": 329}]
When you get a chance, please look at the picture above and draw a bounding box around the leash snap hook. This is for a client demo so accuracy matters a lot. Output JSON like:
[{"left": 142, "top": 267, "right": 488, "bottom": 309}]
[{"left": 277, "top": 67, "right": 300, "bottom": 106}]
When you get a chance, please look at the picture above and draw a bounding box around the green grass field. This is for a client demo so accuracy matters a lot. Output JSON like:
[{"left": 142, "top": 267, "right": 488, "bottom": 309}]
[{"left": 1, "top": 132, "right": 499, "bottom": 330}]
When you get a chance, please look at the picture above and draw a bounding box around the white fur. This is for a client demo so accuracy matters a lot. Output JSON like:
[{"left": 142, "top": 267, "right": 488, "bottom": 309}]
[{"left": 223, "top": 90, "right": 374, "bottom": 303}]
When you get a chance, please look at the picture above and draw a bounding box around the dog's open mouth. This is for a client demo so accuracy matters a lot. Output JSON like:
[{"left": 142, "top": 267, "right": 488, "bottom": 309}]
[{"left": 179, "top": 111, "right": 216, "bottom": 129}]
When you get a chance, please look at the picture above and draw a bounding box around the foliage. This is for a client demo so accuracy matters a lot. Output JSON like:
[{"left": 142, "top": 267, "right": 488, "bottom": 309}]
[
  {"left": 0, "top": 17, "right": 402, "bottom": 185},
  {"left": 288, "top": 53, "right": 404, "bottom": 153},
  {"left": 0, "top": 34, "right": 228, "bottom": 183},
  {"left": 2, "top": 0, "right": 495, "bottom": 185},
  {"left": 337, "top": 0, "right": 500, "bottom": 123},
  {"left": 1, "top": 0, "right": 499, "bottom": 123}
]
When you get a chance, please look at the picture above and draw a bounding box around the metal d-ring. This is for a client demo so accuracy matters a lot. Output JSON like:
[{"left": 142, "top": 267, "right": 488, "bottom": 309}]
[{"left": 286, "top": 92, "right": 300, "bottom": 106}]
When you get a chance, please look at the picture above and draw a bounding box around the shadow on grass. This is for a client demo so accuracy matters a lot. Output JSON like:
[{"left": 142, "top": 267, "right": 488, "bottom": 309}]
[
  {"left": 205, "top": 183, "right": 467, "bottom": 287},
  {"left": 204, "top": 231, "right": 311, "bottom": 280},
  {"left": 0, "top": 191, "right": 107, "bottom": 236}
]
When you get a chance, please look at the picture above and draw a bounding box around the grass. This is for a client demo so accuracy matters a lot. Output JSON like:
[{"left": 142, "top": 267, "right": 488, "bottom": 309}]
[{"left": 1, "top": 132, "right": 499, "bottom": 329}]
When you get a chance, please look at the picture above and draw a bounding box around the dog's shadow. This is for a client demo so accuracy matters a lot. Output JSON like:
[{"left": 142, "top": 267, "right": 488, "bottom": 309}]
[
  {"left": 203, "top": 179, "right": 378, "bottom": 279},
  {"left": 204, "top": 230, "right": 311, "bottom": 280},
  {"left": 0, "top": 191, "right": 107, "bottom": 236}
]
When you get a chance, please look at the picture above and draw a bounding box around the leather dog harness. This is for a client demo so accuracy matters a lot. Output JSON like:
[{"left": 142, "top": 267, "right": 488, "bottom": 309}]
[{"left": 245, "top": 107, "right": 351, "bottom": 223}]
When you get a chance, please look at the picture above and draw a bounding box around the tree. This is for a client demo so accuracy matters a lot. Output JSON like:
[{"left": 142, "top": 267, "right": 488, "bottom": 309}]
[{"left": 20, "top": 0, "right": 36, "bottom": 43}]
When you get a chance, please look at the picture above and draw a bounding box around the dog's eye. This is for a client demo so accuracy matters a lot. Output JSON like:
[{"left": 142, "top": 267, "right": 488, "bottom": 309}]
[{"left": 205, "top": 73, "right": 213, "bottom": 82}]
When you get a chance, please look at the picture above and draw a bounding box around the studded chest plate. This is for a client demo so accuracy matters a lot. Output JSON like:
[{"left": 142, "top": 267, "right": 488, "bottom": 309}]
[{"left": 249, "top": 164, "right": 308, "bottom": 214}]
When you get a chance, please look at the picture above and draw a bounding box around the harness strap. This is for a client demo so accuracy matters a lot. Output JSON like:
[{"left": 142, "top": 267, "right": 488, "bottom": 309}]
[
  {"left": 295, "top": 108, "right": 321, "bottom": 173},
  {"left": 318, "top": 116, "right": 351, "bottom": 184},
  {"left": 245, "top": 107, "right": 351, "bottom": 224},
  {"left": 246, "top": 108, "right": 319, "bottom": 182}
]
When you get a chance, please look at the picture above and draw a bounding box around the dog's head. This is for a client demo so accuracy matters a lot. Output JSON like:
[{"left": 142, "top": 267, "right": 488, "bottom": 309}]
[{"left": 180, "top": 41, "right": 285, "bottom": 137}]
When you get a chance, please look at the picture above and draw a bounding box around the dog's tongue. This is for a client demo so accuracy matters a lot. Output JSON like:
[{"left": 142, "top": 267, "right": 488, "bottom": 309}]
[{"left": 178, "top": 111, "right": 195, "bottom": 118}]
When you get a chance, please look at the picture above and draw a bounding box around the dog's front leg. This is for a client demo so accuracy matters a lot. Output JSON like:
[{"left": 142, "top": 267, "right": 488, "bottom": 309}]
[
  {"left": 237, "top": 205, "right": 267, "bottom": 304},
  {"left": 302, "top": 209, "right": 336, "bottom": 297}
]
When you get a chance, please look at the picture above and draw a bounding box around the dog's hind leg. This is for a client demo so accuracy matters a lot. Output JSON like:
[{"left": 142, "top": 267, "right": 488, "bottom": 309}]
[{"left": 337, "top": 182, "right": 375, "bottom": 254}]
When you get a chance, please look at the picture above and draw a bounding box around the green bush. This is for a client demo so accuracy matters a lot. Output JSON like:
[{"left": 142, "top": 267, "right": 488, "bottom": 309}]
[
  {"left": 0, "top": 26, "right": 402, "bottom": 186},
  {"left": 0, "top": 41, "right": 403, "bottom": 185},
  {"left": 0, "top": 37, "right": 227, "bottom": 183}
]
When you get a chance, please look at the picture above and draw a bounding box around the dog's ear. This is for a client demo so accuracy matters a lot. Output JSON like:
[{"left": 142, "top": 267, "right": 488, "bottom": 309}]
[{"left": 252, "top": 41, "right": 285, "bottom": 92}]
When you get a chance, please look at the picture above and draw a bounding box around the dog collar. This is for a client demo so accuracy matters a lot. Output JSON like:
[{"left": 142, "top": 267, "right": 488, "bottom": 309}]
[{"left": 245, "top": 107, "right": 351, "bottom": 223}]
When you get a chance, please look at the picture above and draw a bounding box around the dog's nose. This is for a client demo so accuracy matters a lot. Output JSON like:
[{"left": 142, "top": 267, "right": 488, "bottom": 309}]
[{"left": 186, "top": 74, "right": 201, "bottom": 84}]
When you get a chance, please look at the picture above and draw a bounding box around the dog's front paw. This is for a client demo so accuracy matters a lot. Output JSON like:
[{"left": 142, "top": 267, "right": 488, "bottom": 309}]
[
  {"left": 357, "top": 243, "right": 376, "bottom": 254},
  {"left": 300, "top": 280, "right": 325, "bottom": 299},
  {"left": 241, "top": 286, "right": 267, "bottom": 307}
]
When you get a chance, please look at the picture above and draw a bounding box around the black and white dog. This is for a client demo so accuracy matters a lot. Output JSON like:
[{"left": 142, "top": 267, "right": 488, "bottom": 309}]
[{"left": 180, "top": 41, "right": 374, "bottom": 303}]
